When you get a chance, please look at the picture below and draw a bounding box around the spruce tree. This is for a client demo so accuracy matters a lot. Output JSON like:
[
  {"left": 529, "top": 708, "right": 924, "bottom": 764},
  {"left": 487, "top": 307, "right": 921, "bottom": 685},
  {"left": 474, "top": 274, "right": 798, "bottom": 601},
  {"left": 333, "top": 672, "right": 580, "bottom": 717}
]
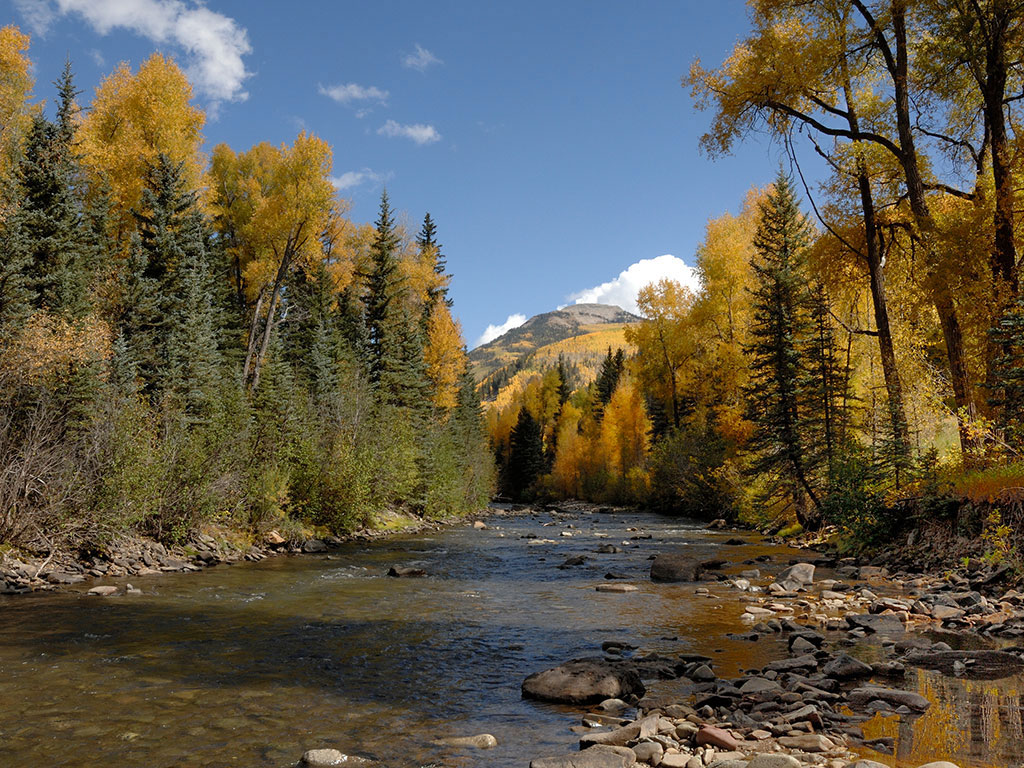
[
  {"left": 745, "top": 171, "right": 821, "bottom": 528},
  {"left": 990, "top": 295, "right": 1024, "bottom": 447},
  {"left": 418, "top": 212, "right": 451, "bottom": 311},
  {"left": 507, "top": 407, "right": 544, "bottom": 500}
]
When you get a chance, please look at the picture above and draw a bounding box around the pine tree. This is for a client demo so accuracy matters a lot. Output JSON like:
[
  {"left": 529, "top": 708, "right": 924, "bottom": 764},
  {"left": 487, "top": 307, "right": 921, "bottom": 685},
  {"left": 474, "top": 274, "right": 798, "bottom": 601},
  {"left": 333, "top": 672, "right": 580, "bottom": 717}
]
[
  {"left": 507, "top": 406, "right": 544, "bottom": 501},
  {"left": 745, "top": 171, "right": 821, "bottom": 528},
  {"left": 556, "top": 353, "right": 573, "bottom": 406},
  {"left": 595, "top": 347, "right": 626, "bottom": 418},
  {"left": 418, "top": 212, "right": 451, "bottom": 310},
  {"left": 364, "top": 190, "right": 431, "bottom": 413}
]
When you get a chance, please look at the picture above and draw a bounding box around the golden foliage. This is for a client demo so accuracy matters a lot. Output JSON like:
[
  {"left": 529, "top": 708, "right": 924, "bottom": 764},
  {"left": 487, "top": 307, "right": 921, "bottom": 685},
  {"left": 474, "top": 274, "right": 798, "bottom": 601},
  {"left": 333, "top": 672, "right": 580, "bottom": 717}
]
[
  {"left": 0, "top": 25, "right": 34, "bottom": 186},
  {"left": 79, "top": 54, "right": 206, "bottom": 243},
  {"left": 424, "top": 306, "right": 467, "bottom": 412},
  {"left": 0, "top": 311, "right": 111, "bottom": 386}
]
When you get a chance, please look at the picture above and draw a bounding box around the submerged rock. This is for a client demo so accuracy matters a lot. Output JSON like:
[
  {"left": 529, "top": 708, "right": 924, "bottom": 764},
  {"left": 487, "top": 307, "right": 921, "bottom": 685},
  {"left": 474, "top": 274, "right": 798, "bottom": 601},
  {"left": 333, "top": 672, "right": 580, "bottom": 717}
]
[
  {"left": 386, "top": 566, "right": 426, "bottom": 578},
  {"left": 522, "top": 658, "right": 645, "bottom": 704},
  {"left": 435, "top": 733, "right": 498, "bottom": 749},
  {"left": 650, "top": 553, "right": 705, "bottom": 582}
]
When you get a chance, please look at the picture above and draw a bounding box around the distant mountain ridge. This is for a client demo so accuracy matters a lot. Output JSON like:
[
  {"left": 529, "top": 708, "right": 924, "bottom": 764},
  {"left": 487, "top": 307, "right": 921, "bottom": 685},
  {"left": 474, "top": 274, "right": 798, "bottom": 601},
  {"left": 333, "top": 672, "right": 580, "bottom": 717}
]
[{"left": 470, "top": 303, "right": 641, "bottom": 401}]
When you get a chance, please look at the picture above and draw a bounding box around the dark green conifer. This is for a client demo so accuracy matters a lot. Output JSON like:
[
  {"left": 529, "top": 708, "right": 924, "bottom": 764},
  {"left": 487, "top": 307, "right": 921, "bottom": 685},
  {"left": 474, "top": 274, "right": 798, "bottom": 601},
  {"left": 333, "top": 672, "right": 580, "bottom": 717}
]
[
  {"left": 507, "top": 407, "right": 544, "bottom": 500},
  {"left": 745, "top": 170, "right": 821, "bottom": 528}
]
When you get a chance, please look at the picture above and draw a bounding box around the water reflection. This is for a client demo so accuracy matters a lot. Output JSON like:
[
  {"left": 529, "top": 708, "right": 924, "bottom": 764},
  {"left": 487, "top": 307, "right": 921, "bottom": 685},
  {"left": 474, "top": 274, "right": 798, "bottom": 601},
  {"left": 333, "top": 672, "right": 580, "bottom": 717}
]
[{"left": 861, "top": 666, "right": 1024, "bottom": 767}]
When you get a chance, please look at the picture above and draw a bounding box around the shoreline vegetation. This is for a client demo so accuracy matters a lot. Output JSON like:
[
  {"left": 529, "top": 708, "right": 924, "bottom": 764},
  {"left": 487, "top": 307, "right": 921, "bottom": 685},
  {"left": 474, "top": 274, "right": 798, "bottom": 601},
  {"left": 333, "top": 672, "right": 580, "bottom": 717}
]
[{"left": 0, "top": 35, "right": 494, "bottom": 568}]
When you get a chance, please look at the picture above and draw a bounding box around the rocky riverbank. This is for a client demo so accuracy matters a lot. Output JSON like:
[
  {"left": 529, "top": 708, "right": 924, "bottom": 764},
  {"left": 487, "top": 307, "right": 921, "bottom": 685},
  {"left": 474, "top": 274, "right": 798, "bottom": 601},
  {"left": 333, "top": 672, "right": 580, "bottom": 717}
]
[
  {"left": 0, "top": 508, "right": 499, "bottom": 596},
  {"left": 521, "top": 512, "right": 1024, "bottom": 768}
]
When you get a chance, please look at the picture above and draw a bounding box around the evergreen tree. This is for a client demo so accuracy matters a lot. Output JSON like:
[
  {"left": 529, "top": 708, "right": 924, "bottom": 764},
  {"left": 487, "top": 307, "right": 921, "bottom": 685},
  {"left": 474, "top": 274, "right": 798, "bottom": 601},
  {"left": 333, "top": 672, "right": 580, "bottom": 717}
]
[
  {"left": 507, "top": 406, "right": 545, "bottom": 501},
  {"left": 0, "top": 177, "right": 33, "bottom": 334},
  {"left": 418, "top": 212, "right": 452, "bottom": 311},
  {"left": 556, "top": 353, "right": 573, "bottom": 406},
  {"left": 127, "top": 154, "right": 220, "bottom": 408},
  {"left": 595, "top": 347, "right": 626, "bottom": 418},
  {"left": 364, "top": 190, "right": 431, "bottom": 413},
  {"left": 745, "top": 171, "right": 821, "bottom": 528}
]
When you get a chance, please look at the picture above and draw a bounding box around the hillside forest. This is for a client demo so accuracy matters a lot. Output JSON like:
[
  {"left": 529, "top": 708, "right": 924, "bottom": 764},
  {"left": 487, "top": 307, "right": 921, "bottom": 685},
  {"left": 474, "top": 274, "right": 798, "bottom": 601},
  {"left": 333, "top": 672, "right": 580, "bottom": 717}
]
[
  {"left": 0, "top": 28, "right": 493, "bottom": 551},
  {"left": 487, "top": 1, "right": 1024, "bottom": 553}
]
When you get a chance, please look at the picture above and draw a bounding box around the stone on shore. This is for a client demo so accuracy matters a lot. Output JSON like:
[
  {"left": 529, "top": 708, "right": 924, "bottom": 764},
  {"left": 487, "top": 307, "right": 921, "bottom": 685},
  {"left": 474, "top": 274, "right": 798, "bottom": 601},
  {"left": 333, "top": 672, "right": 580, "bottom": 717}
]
[
  {"left": 522, "top": 658, "right": 645, "bottom": 704},
  {"left": 87, "top": 585, "right": 118, "bottom": 596},
  {"left": 696, "top": 725, "right": 739, "bottom": 750},
  {"left": 747, "top": 755, "right": 801, "bottom": 768},
  {"left": 530, "top": 744, "right": 637, "bottom": 768},
  {"left": 778, "top": 562, "right": 815, "bottom": 585},
  {"left": 776, "top": 734, "right": 834, "bottom": 752},
  {"left": 302, "top": 539, "right": 328, "bottom": 553}
]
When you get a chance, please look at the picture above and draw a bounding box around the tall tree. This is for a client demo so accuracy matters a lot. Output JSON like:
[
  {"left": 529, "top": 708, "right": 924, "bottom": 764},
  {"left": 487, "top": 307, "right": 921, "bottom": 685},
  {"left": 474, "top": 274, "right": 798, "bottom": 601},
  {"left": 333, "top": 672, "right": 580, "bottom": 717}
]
[
  {"left": 745, "top": 172, "right": 821, "bottom": 528},
  {"left": 507, "top": 406, "right": 544, "bottom": 500}
]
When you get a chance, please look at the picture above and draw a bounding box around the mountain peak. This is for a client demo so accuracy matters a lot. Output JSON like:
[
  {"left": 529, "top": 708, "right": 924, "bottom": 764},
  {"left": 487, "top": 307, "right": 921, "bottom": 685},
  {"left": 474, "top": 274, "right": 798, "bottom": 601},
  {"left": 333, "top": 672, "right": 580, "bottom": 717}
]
[{"left": 470, "top": 303, "right": 641, "bottom": 383}]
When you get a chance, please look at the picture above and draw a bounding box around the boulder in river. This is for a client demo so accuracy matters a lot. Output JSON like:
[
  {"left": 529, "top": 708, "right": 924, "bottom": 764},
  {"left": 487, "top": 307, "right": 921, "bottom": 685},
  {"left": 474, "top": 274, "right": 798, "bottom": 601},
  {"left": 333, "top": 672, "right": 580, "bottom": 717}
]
[
  {"left": 302, "top": 539, "right": 328, "bottom": 553},
  {"left": 650, "top": 553, "right": 705, "bottom": 582},
  {"left": 300, "top": 749, "right": 350, "bottom": 766},
  {"left": 902, "top": 649, "right": 1024, "bottom": 680},
  {"left": 848, "top": 685, "right": 931, "bottom": 712},
  {"left": 386, "top": 566, "right": 427, "bottom": 578},
  {"left": 522, "top": 657, "right": 645, "bottom": 704},
  {"left": 846, "top": 613, "right": 904, "bottom": 634},
  {"left": 822, "top": 652, "right": 873, "bottom": 680}
]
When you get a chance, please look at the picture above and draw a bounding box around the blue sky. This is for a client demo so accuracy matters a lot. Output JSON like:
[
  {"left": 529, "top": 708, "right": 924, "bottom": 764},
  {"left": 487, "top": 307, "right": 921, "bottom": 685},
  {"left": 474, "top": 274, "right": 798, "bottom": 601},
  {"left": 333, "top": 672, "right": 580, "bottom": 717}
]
[{"left": 7, "top": 0, "right": 789, "bottom": 347}]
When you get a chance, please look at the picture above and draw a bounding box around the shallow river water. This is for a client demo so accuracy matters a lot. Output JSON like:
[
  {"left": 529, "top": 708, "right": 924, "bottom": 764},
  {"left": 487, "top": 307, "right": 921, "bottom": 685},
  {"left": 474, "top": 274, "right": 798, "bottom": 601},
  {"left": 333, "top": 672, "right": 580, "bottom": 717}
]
[{"left": 0, "top": 508, "right": 1020, "bottom": 768}]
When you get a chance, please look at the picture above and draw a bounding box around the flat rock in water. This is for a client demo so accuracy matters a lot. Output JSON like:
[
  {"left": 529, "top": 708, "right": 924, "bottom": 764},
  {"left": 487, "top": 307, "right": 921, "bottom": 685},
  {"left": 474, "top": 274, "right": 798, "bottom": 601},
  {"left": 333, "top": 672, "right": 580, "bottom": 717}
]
[
  {"left": 87, "top": 585, "right": 118, "bottom": 596},
  {"left": 434, "top": 733, "right": 498, "bottom": 749},
  {"left": 301, "top": 749, "right": 357, "bottom": 766},
  {"left": 303, "top": 539, "right": 328, "bottom": 553},
  {"left": 522, "top": 658, "right": 645, "bottom": 704},
  {"left": 596, "top": 583, "right": 638, "bottom": 593},
  {"left": 903, "top": 649, "right": 1024, "bottom": 680},
  {"left": 650, "top": 553, "right": 705, "bottom": 582},
  {"left": 530, "top": 744, "right": 637, "bottom": 768}
]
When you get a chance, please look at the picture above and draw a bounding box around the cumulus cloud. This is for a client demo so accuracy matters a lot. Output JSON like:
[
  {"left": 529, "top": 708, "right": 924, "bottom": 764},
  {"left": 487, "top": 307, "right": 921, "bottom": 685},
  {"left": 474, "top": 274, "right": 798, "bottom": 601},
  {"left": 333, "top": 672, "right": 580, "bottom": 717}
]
[
  {"left": 402, "top": 43, "right": 442, "bottom": 71},
  {"left": 474, "top": 313, "right": 527, "bottom": 348},
  {"left": 17, "top": 0, "right": 252, "bottom": 105},
  {"left": 319, "top": 82, "right": 389, "bottom": 106},
  {"left": 377, "top": 119, "right": 440, "bottom": 145},
  {"left": 565, "top": 254, "right": 700, "bottom": 316},
  {"left": 331, "top": 168, "right": 389, "bottom": 191}
]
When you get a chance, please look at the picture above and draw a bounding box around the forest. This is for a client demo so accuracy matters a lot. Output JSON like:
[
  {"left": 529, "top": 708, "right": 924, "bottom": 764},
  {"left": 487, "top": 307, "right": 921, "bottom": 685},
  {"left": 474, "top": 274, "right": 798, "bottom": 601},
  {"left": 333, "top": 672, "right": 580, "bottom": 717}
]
[
  {"left": 0, "top": 27, "right": 493, "bottom": 551},
  {"left": 488, "top": 1, "right": 1024, "bottom": 557}
]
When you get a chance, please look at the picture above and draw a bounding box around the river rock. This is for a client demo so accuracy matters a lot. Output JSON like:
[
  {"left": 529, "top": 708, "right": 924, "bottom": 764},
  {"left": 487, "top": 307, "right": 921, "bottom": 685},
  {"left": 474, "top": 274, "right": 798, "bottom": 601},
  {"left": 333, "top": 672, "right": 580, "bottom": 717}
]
[
  {"left": 302, "top": 539, "right": 328, "bottom": 553},
  {"left": 87, "top": 585, "right": 118, "bottom": 596},
  {"left": 915, "top": 763, "right": 961, "bottom": 768},
  {"left": 822, "top": 653, "right": 873, "bottom": 680},
  {"left": 46, "top": 571, "right": 85, "bottom": 585},
  {"left": 386, "top": 566, "right": 426, "bottom": 578},
  {"left": 301, "top": 749, "right": 348, "bottom": 766},
  {"left": 848, "top": 686, "right": 931, "bottom": 712},
  {"left": 650, "top": 553, "right": 704, "bottom": 582},
  {"left": 696, "top": 725, "right": 739, "bottom": 750},
  {"left": 435, "top": 733, "right": 498, "bottom": 749},
  {"left": 523, "top": 658, "right": 645, "bottom": 704},
  {"left": 530, "top": 744, "right": 637, "bottom": 768},
  {"left": 739, "top": 677, "right": 781, "bottom": 694},
  {"left": 777, "top": 734, "right": 834, "bottom": 752},
  {"left": 596, "top": 584, "right": 638, "bottom": 593},
  {"left": 846, "top": 762, "right": 889, "bottom": 768},
  {"left": 846, "top": 613, "right": 904, "bottom": 634},
  {"left": 580, "top": 716, "right": 658, "bottom": 748},
  {"left": 631, "top": 741, "right": 663, "bottom": 764},
  {"left": 747, "top": 755, "right": 801, "bottom": 768},
  {"left": 779, "top": 562, "right": 815, "bottom": 585}
]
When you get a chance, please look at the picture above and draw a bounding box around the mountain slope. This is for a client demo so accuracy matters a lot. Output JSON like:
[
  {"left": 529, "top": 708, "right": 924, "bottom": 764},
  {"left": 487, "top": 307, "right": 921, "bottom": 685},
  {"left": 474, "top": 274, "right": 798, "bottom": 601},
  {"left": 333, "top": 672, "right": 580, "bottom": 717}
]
[{"left": 470, "top": 303, "right": 641, "bottom": 404}]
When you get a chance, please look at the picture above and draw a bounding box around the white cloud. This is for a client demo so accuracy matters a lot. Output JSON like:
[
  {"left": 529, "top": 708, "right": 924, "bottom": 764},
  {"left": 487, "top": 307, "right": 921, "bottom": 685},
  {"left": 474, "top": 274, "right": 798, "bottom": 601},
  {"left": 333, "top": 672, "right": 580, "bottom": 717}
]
[
  {"left": 377, "top": 119, "right": 440, "bottom": 145},
  {"left": 18, "top": 0, "right": 252, "bottom": 105},
  {"left": 566, "top": 254, "right": 700, "bottom": 315},
  {"left": 319, "top": 82, "right": 389, "bottom": 106},
  {"left": 474, "top": 313, "right": 527, "bottom": 348},
  {"left": 402, "top": 44, "right": 442, "bottom": 71},
  {"left": 331, "top": 168, "right": 388, "bottom": 191}
]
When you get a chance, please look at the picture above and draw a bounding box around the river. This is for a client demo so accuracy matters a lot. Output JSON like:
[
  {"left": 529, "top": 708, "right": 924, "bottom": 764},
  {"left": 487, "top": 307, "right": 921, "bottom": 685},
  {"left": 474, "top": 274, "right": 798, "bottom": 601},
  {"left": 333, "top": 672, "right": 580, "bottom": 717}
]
[{"left": 0, "top": 506, "right": 1020, "bottom": 767}]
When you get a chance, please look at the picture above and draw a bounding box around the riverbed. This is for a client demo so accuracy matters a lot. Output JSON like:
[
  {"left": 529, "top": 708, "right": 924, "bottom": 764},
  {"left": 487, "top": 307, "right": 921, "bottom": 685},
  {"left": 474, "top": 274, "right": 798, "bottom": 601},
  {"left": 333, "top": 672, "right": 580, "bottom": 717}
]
[{"left": 0, "top": 507, "right": 1019, "bottom": 767}]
